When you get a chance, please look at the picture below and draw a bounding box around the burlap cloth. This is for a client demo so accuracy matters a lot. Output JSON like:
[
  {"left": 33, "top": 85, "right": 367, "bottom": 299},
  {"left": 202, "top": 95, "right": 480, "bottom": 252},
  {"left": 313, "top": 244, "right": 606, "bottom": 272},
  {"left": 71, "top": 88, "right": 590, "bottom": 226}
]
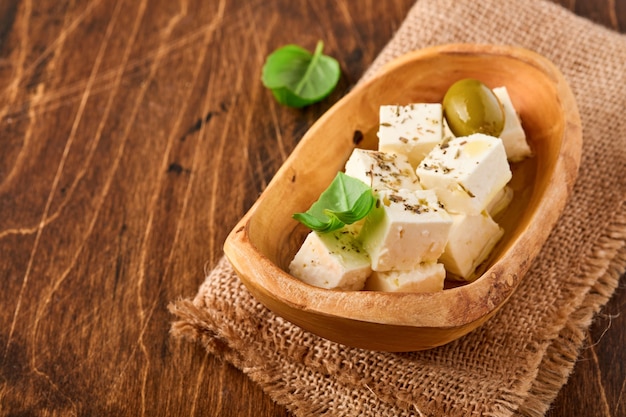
[{"left": 170, "top": 0, "right": 626, "bottom": 415}]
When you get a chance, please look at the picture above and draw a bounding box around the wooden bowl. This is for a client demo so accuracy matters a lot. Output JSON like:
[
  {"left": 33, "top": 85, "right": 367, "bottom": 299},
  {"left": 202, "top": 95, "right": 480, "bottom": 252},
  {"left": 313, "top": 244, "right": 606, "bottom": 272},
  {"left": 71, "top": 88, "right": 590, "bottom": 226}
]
[{"left": 224, "top": 44, "right": 582, "bottom": 352}]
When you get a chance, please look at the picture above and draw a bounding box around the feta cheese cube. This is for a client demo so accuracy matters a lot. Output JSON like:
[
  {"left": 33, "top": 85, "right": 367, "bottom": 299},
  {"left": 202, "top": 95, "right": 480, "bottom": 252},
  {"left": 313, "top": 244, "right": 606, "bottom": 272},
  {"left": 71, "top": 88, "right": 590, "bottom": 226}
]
[
  {"left": 486, "top": 185, "right": 514, "bottom": 218},
  {"left": 377, "top": 103, "right": 443, "bottom": 167},
  {"left": 359, "top": 189, "right": 452, "bottom": 271},
  {"left": 289, "top": 229, "right": 371, "bottom": 290},
  {"left": 439, "top": 211, "right": 504, "bottom": 280},
  {"left": 364, "top": 262, "right": 445, "bottom": 293},
  {"left": 344, "top": 149, "right": 422, "bottom": 192},
  {"left": 493, "top": 86, "right": 532, "bottom": 162},
  {"left": 416, "top": 133, "right": 512, "bottom": 215}
]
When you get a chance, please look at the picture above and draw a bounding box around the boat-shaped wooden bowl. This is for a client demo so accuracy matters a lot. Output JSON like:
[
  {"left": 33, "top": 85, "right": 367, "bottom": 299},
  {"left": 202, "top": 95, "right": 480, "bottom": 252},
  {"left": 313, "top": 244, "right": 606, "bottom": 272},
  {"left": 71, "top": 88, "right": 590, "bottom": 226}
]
[{"left": 224, "top": 44, "right": 582, "bottom": 352}]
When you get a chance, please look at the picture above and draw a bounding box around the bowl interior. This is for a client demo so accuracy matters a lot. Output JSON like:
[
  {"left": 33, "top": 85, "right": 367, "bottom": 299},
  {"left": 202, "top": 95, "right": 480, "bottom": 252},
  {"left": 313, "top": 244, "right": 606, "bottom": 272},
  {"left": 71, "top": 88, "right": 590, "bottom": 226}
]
[
  {"left": 224, "top": 44, "right": 581, "bottom": 351},
  {"left": 250, "top": 47, "right": 561, "bottom": 280}
]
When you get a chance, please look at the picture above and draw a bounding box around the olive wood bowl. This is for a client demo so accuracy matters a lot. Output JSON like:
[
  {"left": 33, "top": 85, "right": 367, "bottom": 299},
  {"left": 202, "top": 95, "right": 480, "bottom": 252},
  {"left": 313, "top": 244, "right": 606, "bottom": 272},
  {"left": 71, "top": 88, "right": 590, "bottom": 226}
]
[{"left": 224, "top": 44, "right": 582, "bottom": 352}]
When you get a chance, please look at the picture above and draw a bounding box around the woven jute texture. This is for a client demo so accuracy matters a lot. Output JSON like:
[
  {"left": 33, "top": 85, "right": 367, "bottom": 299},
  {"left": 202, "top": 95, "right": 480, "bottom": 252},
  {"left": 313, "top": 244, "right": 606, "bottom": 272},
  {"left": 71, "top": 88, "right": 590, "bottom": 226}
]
[{"left": 170, "top": 0, "right": 626, "bottom": 415}]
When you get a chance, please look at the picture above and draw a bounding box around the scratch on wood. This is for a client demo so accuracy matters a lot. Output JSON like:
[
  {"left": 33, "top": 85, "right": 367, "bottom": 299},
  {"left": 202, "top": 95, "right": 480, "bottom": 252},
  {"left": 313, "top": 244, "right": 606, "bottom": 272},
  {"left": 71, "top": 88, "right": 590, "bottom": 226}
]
[
  {"left": 136, "top": 1, "right": 187, "bottom": 326},
  {"left": 267, "top": 100, "right": 286, "bottom": 161},
  {"left": 6, "top": 0, "right": 110, "bottom": 377},
  {"left": 1, "top": 0, "right": 30, "bottom": 114},
  {"left": 26, "top": 0, "right": 144, "bottom": 373},
  {"left": 0, "top": 1, "right": 107, "bottom": 196},
  {"left": 306, "top": 0, "right": 341, "bottom": 58},
  {"left": 4, "top": 75, "right": 49, "bottom": 359},
  {"left": 608, "top": 0, "right": 619, "bottom": 29},
  {"left": 240, "top": 0, "right": 283, "bottom": 163},
  {"left": 0, "top": 0, "right": 32, "bottom": 192},
  {"left": 0, "top": 5, "right": 218, "bottom": 122},
  {"left": 617, "top": 378, "right": 625, "bottom": 417},
  {"left": 0, "top": 0, "right": 103, "bottom": 108},
  {"left": 0, "top": 0, "right": 269, "bottom": 124},
  {"left": 0, "top": 226, "right": 39, "bottom": 238},
  {"left": 155, "top": 0, "right": 229, "bottom": 289},
  {"left": 188, "top": 349, "right": 211, "bottom": 416},
  {"left": 133, "top": 0, "right": 226, "bottom": 316},
  {"left": 37, "top": 0, "right": 126, "bottom": 228},
  {"left": 588, "top": 339, "right": 613, "bottom": 416},
  {"left": 205, "top": 0, "right": 236, "bottom": 260},
  {"left": 240, "top": 7, "right": 284, "bottom": 193},
  {"left": 30, "top": 363, "right": 79, "bottom": 415}
]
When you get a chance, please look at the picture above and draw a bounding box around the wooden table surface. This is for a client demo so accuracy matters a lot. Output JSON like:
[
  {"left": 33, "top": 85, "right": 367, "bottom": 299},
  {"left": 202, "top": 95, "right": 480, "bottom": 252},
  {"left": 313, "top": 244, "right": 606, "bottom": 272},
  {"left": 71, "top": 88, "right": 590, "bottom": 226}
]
[{"left": 1, "top": 0, "right": 624, "bottom": 416}]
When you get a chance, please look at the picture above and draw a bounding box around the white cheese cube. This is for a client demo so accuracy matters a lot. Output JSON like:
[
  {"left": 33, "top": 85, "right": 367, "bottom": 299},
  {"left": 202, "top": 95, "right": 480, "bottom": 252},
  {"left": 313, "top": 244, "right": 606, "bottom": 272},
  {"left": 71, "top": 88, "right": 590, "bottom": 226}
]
[
  {"left": 359, "top": 189, "right": 452, "bottom": 271},
  {"left": 439, "top": 211, "right": 504, "bottom": 281},
  {"left": 364, "top": 262, "right": 445, "bottom": 293},
  {"left": 486, "top": 186, "right": 514, "bottom": 218},
  {"left": 493, "top": 86, "right": 532, "bottom": 162},
  {"left": 344, "top": 149, "right": 422, "bottom": 192},
  {"left": 416, "top": 133, "right": 512, "bottom": 215},
  {"left": 289, "top": 229, "right": 371, "bottom": 290},
  {"left": 377, "top": 103, "right": 443, "bottom": 167}
]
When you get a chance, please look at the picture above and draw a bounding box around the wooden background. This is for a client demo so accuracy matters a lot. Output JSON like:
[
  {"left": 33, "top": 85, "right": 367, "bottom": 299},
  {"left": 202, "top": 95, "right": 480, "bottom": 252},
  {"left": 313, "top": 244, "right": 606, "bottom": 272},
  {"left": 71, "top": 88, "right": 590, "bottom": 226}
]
[{"left": 0, "top": 0, "right": 624, "bottom": 416}]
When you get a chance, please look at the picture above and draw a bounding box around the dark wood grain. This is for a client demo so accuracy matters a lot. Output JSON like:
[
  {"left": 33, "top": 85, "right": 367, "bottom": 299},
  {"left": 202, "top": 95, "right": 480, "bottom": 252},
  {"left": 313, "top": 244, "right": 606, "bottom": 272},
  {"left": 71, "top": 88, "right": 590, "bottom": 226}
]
[{"left": 0, "top": 1, "right": 623, "bottom": 416}]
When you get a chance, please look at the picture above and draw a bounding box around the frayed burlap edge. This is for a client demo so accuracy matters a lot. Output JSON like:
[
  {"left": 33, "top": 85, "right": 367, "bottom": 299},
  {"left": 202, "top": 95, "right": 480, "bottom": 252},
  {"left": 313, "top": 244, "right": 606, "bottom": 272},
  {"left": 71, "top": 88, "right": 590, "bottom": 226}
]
[{"left": 170, "top": 293, "right": 338, "bottom": 417}]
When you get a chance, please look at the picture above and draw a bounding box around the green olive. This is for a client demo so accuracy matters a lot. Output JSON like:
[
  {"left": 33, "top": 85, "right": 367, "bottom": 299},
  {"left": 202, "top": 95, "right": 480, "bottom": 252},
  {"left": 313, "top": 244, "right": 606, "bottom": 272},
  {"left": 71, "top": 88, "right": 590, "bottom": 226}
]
[{"left": 443, "top": 78, "right": 505, "bottom": 137}]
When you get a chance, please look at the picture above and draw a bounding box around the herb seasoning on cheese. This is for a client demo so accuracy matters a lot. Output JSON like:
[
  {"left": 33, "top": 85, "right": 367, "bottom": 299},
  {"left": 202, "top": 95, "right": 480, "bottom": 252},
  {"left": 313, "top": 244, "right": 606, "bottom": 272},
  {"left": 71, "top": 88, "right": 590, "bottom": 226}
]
[{"left": 289, "top": 79, "right": 532, "bottom": 291}]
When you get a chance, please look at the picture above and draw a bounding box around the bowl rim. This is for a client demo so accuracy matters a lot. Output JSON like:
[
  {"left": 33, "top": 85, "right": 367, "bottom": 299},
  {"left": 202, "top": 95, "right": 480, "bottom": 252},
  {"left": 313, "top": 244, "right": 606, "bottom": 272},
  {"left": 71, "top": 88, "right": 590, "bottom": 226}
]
[{"left": 224, "top": 43, "right": 582, "bottom": 330}]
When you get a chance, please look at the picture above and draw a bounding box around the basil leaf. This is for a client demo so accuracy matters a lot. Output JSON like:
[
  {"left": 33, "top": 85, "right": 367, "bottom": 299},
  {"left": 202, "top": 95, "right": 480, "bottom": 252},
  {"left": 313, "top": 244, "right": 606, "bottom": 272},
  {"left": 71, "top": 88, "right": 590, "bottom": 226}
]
[
  {"left": 261, "top": 41, "right": 341, "bottom": 108},
  {"left": 293, "top": 172, "right": 376, "bottom": 232}
]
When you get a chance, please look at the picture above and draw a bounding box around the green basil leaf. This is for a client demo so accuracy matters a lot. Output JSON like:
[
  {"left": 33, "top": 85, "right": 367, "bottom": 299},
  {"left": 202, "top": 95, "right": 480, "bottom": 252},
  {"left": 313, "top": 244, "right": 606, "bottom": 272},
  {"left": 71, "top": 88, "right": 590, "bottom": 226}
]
[
  {"left": 261, "top": 41, "right": 341, "bottom": 108},
  {"left": 293, "top": 172, "right": 376, "bottom": 232},
  {"left": 291, "top": 212, "right": 345, "bottom": 233}
]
